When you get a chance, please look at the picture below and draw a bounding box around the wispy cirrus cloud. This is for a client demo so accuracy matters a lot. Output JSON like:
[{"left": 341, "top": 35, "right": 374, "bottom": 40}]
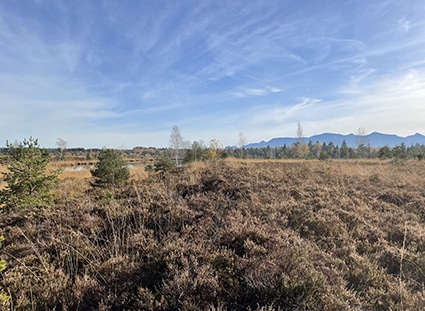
[
  {"left": 249, "top": 97, "right": 322, "bottom": 127},
  {"left": 241, "top": 68, "right": 425, "bottom": 143},
  {"left": 1, "top": 0, "right": 425, "bottom": 148},
  {"left": 233, "top": 86, "right": 283, "bottom": 98},
  {"left": 397, "top": 18, "right": 412, "bottom": 33},
  {"left": 338, "top": 69, "right": 376, "bottom": 95}
]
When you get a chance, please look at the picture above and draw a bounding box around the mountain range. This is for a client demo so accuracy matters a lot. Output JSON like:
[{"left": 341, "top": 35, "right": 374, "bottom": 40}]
[{"left": 244, "top": 132, "right": 425, "bottom": 149}]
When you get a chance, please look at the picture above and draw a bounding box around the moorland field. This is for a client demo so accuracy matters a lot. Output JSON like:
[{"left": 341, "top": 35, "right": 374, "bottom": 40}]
[{"left": 1, "top": 159, "right": 425, "bottom": 310}]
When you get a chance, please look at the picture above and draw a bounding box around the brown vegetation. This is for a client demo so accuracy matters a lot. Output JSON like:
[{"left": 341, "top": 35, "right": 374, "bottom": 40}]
[
  {"left": 0, "top": 166, "right": 6, "bottom": 191},
  {"left": 1, "top": 159, "right": 425, "bottom": 310}
]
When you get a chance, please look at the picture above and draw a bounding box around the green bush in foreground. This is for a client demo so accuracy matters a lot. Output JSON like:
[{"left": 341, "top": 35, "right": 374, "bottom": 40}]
[
  {"left": 0, "top": 137, "right": 58, "bottom": 211},
  {"left": 91, "top": 149, "right": 130, "bottom": 187}
]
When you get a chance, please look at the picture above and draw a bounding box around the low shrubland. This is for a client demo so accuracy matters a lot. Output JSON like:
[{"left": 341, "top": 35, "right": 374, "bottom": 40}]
[{"left": 1, "top": 159, "right": 425, "bottom": 310}]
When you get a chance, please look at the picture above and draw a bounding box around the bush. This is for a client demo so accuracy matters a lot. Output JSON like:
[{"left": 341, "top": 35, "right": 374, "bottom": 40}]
[
  {"left": 91, "top": 149, "right": 130, "bottom": 187},
  {"left": 154, "top": 156, "right": 176, "bottom": 172},
  {"left": 319, "top": 151, "right": 329, "bottom": 161},
  {"left": 0, "top": 137, "right": 58, "bottom": 211}
]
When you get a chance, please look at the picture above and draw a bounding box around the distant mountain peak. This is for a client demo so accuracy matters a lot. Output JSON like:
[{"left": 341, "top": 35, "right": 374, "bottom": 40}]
[{"left": 245, "top": 132, "right": 425, "bottom": 149}]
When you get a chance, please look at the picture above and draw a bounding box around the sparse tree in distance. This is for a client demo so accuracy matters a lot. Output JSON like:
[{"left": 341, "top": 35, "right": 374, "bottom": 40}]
[
  {"left": 378, "top": 145, "right": 392, "bottom": 159},
  {"left": 209, "top": 139, "right": 226, "bottom": 160},
  {"left": 319, "top": 151, "right": 329, "bottom": 161},
  {"left": 355, "top": 127, "right": 368, "bottom": 158},
  {"left": 182, "top": 139, "right": 191, "bottom": 160},
  {"left": 393, "top": 143, "right": 407, "bottom": 160},
  {"left": 340, "top": 140, "right": 349, "bottom": 159},
  {"left": 169, "top": 125, "right": 184, "bottom": 165},
  {"left": 0, "top": 137, "right": 59, "bottom": 211},
  {"left": 91, "top": 149, "right": 129, "bottom": 187},
  {"left": 294, "top": 121, "right": 309, "bottom": 159},
  {"left": 56, "top": 137, "right": 67, "bottom": 160},
  {"left": 313, "top": 141, "right": 322, "bottom": 158},
  {"left": 238, "top": 132, "right": 247, "bottom": 158},
  {"left": 184, "top": 140, "right": 207, "bottom": 163},
  {"left": 192, "top": 140, "right": 204, "bottom": 162},
  {"left": 296, "top": 121, "right": 304, "bottom": 145},
  {"left": 293, "top": 142, "right": 309, "bottom": 159}
]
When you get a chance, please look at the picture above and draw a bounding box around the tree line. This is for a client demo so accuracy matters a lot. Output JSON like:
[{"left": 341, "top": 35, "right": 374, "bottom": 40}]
[
  {"left": 223, "top": 141, "right": 425, "bottom": 161},
  {"left": 171, "top": 125, "right": 425, "bottom": 163},
  {"left": 2, "top": 126, "right": 424, "bottom": 167}
]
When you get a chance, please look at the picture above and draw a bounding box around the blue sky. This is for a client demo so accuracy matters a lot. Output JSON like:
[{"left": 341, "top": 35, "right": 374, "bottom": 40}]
[{"left": 1, "top": 0, "right": 425, "bottom": 148}]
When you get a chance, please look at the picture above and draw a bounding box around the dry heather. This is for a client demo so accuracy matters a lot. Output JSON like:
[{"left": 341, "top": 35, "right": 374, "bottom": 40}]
[
  {"left": 1, "top": 160, "right": 425, "bottom": 310},
  {"left": 0, "top": 165, "right": 7, "bottom": 190}
]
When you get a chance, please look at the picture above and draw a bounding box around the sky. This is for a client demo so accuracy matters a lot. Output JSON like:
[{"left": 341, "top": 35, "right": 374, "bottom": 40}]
[{"left": 1, "top": 0, "right": 425, "bottom": 148}]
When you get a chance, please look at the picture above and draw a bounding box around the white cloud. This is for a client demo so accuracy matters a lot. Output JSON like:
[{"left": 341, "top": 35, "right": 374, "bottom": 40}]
[
  {"left": 339, "top": 69, "right": 376, "bottom": 94},
  {"left": 249, "top": 97, "right": 321, "bottom": 127},
  {"left": 397, "top": 18, "right": 412, "bottom": 33},
  {"left": 233, "top": 86, "right": 283, "bottom": 97},
  {"left": 236, "top": 68, "right": 425, "bottom": 144},
  {"left": 1, "top": 1, "right": 425, "bottom": 148},
  {"left": 313, "top": 44, "right": 331, "bottom": 64}
]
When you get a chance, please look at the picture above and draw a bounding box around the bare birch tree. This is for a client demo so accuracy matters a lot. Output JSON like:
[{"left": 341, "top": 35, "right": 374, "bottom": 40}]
[
  {"left": 192, "top": 140, "right": 204, "bottom": 162},
  {"left": 56, "top": 137, "right": 67, "bottom": 160},
  {"left": 296, "top": 121, "right": 304, "bottom": 145},
  {"left": 238, "top": 132, "right": 247, "bottom": 158},
  {"left": 355, "top": 127, "right": 368, "bottom": 158},
  {"left": 294, "top": 121, "right": 309, "bottom": 159},
  {"left": 169, "top": 125, "right": 183, "bottom": 165}
]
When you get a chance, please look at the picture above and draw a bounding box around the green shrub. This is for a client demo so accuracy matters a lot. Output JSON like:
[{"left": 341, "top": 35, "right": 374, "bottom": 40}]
[
  {"left": 319, "top": 151, "right": 329, "bottom": 161},
  {"left": 0, "top": 137, "right": 58, "bottom": 211},
  {"left": 154, "top": 156, "right": 176, "bottom": 172},
  {"left": 91, "top": 149, "right": 130, "bottom": 187}
]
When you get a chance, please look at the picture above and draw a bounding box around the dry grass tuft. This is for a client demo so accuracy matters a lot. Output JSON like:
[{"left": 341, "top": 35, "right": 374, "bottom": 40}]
[{"left": 0, "top": 164, "right": 7, "bottom": 190}]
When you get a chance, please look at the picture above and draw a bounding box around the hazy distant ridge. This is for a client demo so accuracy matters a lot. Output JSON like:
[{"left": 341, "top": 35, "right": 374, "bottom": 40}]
[{"left": 245, "top": 132, "right": 425, "bottom": 149}]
